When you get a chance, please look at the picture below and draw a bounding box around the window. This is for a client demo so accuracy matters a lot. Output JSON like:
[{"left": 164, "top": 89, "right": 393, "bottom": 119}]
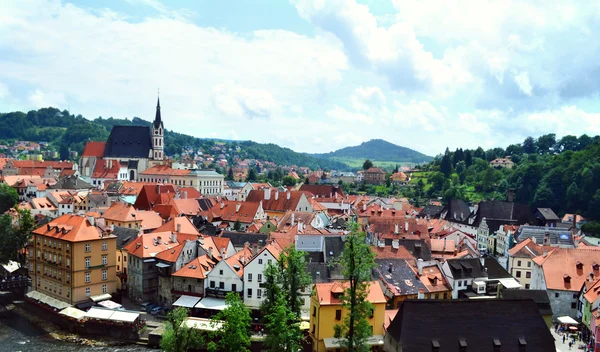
[
  {"left": 335, "top": 309, "right": 342, "bottom": 320},
  {"left": 457, "top": 280, "right": 462, "bottom": 287},
  {"left": 67, "top": 288, "right": 70, "bottom": 298},
  {"left": 555, "top": 293, "right": 559, "bottom": 298},
  {"left": 526, "top": 272, "right": 531, "bottom": 279},
  {"left": 267, "top": 259, "right": 272, "bottom": 265},
  {"left": 573, "top": 293, "right": 578, "bottom": 299},
  {"left": 312, "top": 307, "right": 316, "bottom": 317},
  {"left": 85, "top": 257, "right": 90, "bottom": 268},
  {"left": 85, "top": 272, "right": 91, "bottom": 283},
  {"left": 527, "top": 261, "right": 531, "bottom": 267},
  {"left": 258, "top": 274, "right": 262, "bottom": 283},
  {"left": 102, "top": 242, "right": 107, "bottom": 251},
  {"left": 85, "top": 287, "right": 90, "bottom": 296},
  {"left": 66, "top": 257, "right": 70, "bottom": 268},
  {"left": 257, "top": 289, "right": 262, "bottom": 298},
  {"left": 248, "top": 273, "right": 252, "bottom": 282},
  {"left": 219, "top": 282, "right": 225, "bottom": 289},
  {"left": 210, "top": 281, "right": 215, "bottom": 288},
  {"left": 247, "top": 288, "right": 252, "bottom": 297},
  {"left": 219, "top": 270, "right": 223, "bottom": 275},
  {"left": 525, "top": 284, "right": 530, "bottom": 289},
  {"left": 102, "top": 270, "right": 107, "bottom": 281},
  {"left": 572, "top": 302, "right": 577, "bottom": 309},
  {"left": 85, "top": 243, "right": 91, "bottom": 252},
  {"left": 312, "top": 324, "right": 315, "bottom": 334},
  {"left": 231, "top": 284, "right": 237, "bottom": 292},
  {"left": 516, "top": 271, "right": 521, "bottom": 278},
  {"left": 66, "top": 243, "right": 70, "bottom": 252},
  {"left": 517, "top": 260, "right": 521, "bottom": 267},
  {"left": 102, "top": 284, "right": 107, "bottom": 294},
  {"left": 102, "top": 255, "right": 107, "bottom": 265},
  {"left": 66, "top": 273, "right": 70, "bottom": 283},
  {"left": 258, "top": 259, "right": 263, "bottom": 265}
]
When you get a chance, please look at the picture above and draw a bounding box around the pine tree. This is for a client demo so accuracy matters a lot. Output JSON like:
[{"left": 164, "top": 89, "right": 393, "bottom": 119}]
[{"left": 334, "top": 222, "right": 376, "bottom": 351}]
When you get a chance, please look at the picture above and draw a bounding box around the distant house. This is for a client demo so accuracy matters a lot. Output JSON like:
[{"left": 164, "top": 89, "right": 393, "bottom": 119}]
[
  {"left": 441, "top": 257, "right": 517, "bottom": 299},
  {"left": 490, "top": 157, "right": 514, "bottom": 168},
  {"left": 389, "top": 171, "right": 408, "bottom": 185},
  {"left": 534, "top": 208, "right": 560, "bottom": 227},
  {"left": 384, "top": 299, "right": 555, "bottom": 352},
  {"left": 562, "top": 213, "right": 586, "bottom": 228},
  {"left": 363, "top": 167, "right": 386, "bottom": 185}
]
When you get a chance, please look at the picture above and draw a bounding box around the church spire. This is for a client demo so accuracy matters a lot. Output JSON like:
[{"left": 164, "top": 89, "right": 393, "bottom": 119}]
[{"left": 153, "top": 95, "right": 162, "bottom": 129}]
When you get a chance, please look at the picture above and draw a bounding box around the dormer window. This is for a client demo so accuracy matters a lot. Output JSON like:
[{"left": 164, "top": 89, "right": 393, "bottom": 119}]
[
  {"left": 593, "top": 263, "right": 599, "bottom": 272},
  {"left": 576, "top": 261, "right": 584, "bottom": 270},
  {"left": 564, "top": 274, "right": 571, "bottom": 284}
]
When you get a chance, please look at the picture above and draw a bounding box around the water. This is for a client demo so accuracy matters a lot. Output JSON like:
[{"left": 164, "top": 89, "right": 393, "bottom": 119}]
[{"left": 0, "top": 295, "right": 153, "bottom": 352}]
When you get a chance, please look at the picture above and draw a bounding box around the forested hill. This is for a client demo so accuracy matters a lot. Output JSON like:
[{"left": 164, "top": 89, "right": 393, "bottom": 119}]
[
  {"left": 312, "top": 139, "right": 432, "bottom": 163},
  {"left": 0, "top": 107, "right": 348, "bottom": 170},
  {"left": 412, "top": 134, "right": 600, "bottom": 223}
]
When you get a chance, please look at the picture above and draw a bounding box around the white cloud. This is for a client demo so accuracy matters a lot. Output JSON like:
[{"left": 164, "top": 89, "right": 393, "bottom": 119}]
[
  {"left": 327, "top": 105, "right": 374, "bottom": 124},
  {"left": 211, "top": 82, "right": 277, "bottom": 120},
  {"left": 28, "top": 89, "right": 66, "bottom": 109},
  {"left": 351, "top": 86, "right": 385, "bottom": 111},
  {"left": 513, "top": 71, "right": 533, "bottom": 96}
]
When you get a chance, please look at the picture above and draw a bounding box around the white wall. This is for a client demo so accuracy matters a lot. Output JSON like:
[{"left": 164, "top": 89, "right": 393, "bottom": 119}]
[{"left": 243, "top": 249, "right": 277, "bottom": 309}]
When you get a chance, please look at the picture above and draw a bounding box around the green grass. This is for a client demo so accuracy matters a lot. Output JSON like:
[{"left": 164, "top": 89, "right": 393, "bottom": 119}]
[{"left": 328, "top": 156, "right": 417, "bottom": 170}]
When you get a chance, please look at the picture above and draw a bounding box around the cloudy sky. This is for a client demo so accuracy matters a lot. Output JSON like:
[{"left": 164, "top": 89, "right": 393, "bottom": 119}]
[{"left": 2, "top": 0, "right": 600, "bottom": 156}]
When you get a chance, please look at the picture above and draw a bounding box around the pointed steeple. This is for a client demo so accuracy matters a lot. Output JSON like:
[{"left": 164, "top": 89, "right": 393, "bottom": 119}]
[{"left": 153, "top": 96, "right": 163, "bottom": 129}]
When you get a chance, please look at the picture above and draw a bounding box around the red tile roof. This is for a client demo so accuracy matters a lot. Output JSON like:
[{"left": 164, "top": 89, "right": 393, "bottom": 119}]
[
  {"left": 315, "top": 281, "right": 386, "bottom": 305},
  {"left": 225, "top": 247, "right": 253, "bottom": 277},
  {"left": 133, "top": 184, "right": 177, "bottom": 210},
  {"left": 209, "top": 200, "right": 261, "bottom": 223},
  {"left": 177, "top": 187, "right": 201, "bottom": 199},
  {"left": 103, "top": 202, "right": 139, "bottom": 223},
  {"left": 152, "top": 216, "right": 200, "bottom": 236},
  {"left": 82, "top": 142, "right": 106, "bottom": 157},
  {"left": 140, "top": 165, "right": 191, "bottom": 176},
  {"left": 92, "top": 159, "right": 121, "bottom": 179},
  {"left": 534, "top": 248, "right": 600, "bottom": 292},
  {"left": 246, "top": 189, "right": 306, "bottom": 212},
  {"left": 123, "top": 232, "right": 179, "bottom": 259},
  {"left": 33, "top": 214, "right": 112, "bottom": 242},
  {"left": 172, "top": 255, "right": 216, "bottom": 279}
]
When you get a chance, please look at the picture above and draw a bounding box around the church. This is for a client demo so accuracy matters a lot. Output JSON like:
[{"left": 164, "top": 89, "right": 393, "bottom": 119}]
[{"left": 80, "top": 98, "right": 166, "bottom": 185}]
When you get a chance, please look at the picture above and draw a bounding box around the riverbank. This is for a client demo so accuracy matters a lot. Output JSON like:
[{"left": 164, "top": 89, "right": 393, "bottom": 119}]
[{"left": 0, "top": 291, "right": 151, "bottom": 350}]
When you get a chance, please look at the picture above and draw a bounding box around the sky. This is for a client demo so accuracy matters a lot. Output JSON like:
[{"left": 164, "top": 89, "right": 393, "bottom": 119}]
[{"left": 2, "top": 0, "right": 600, "bottom": 156}]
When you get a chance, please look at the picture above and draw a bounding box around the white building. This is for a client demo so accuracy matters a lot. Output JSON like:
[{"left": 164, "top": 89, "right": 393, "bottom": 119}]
[
  {"left": 205, "top": 247, "right": 252, "bottom": 297},
  {"left": 243, "top": 242, "right": 283, "bottom": 309}
]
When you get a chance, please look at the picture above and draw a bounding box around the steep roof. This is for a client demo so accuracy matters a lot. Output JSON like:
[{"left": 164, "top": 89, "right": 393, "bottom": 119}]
[
  {"left": 209, "top": 200, "right": 260, "bottom": 223},
  {"left": 137, "top": 210, "right": 163, "bottom": 231},
  {"left": 315, "top": 281, "right": 386, "bottom": 305},
  {"left": 123, "top": 232, "right": 179, "bottom": 258},
  {"left": 535, "top": 208, "right": 560, "bottom": 221},
  {"left": 155, "top": 241, "right": 186, "bottom": 262},
  {"left": 153, "top": 216, "right": 199, "bottom": 236},
  {"left": 499, "top": 289, "right": 553, "bottom": 316},
  {"left": 92, "top": 159, "right": 121, "bottom": 179},
  {"left": 133, "top": 184, "right": 177, "bottom": 210},
  {"left": 33, "top": 214, "right": 111, "bottom": 242},
  {"left": 375, "top": 259, "right": 425, "bottom": 297},
  {"left": 49, "top": 175, "right": 93, "bottom": 190},
  {"left": 508, "top": 237, "right": 545, "bottom": 258},
  {"left": 103, "top": 202, "right": 139, "bottom": 223},
  {"left": 220, "top": 231, "right": 268, "bottom": 248},
  {"left": 172, "top": 255, "right": 215, "bottom": 279},
  {"left": 140, "top": 165, "right": 190, "bottom": 176},
  {"left": 387, "top": 299, "right": 555, "bottom": 352},
  {"left": 246, "top": 189, "right": 306, "bottom": 212},
  {"left": 298, "top": 184, "right": 344, "bottom": 198},
  {"left": 225, "top": 247, "right": 253, "bottom": 277},
  {"left": 82, "top": 141, "right": 106, "bottom": 157},
  {"left": 534, "top": 248, "right": 600, "bottom": 292},
  {"left": 104, "top": 126, "right": 152, "bottom": 158},
  {"left": 169, "top": 198, "right": 203, "bottom": 216}
]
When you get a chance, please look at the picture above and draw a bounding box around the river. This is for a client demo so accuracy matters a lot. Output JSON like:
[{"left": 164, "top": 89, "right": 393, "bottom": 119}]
[{"left": 0, "top": 293, "right": 153, "bottom": 352}]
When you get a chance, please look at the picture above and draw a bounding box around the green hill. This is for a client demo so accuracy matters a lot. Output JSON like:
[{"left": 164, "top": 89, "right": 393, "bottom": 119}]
[
  {"left": 0, "top": 107, "right": 348, "bottom": 170},
  {"left": 311, "top": 139, "right": 432, "bottom": 167}
]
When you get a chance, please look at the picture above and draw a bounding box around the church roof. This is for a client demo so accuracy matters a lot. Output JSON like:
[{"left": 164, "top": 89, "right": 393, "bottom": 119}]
[
  {"left": 153, "top": 97, "right": 163, "bottom": 129},
  {"left": 104, "top": 126, "right": 152, "bottom": 158}
]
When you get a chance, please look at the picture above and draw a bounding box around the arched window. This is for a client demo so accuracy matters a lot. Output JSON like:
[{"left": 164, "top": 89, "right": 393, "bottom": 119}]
[{"left": 129, "top": 170, "right": 135, "bottom": 181}]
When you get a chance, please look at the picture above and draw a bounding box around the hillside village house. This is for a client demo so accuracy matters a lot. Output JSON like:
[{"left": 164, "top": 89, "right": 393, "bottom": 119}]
[
  {"left": 490, "top": 157, "right": 514, "bottom": 168},
  {"left": 245, "top": 189, "right": 313, "bottom": 217},
  {"left": 103, "top": 202, "right": 142, "bottom": 229},
  {"left": 507, "top": 238, "right": 545, "bottom": 289},
  {"left": 154, "top": 239, "right": 200, "bottom": 306},
  {"left": 309, "top": 281, "right": 386, "bottom": 352},
  {"left": 237, "top": 182, "right": 272, "bottom": 202},
  {"left": 28, "top": 214, "right": 117, "bottom": 306},
  {"left": 441, "top": 257, "right": 517, "bottom": 299},
  {"left": 205, "top": 247, "right": 252, "bottom": 299},
  {"left": 170, "top": 255, "right": 216, "bottom": 303},
  {"left": 363, "top": 167, "right": 386, "bottom": 185}
]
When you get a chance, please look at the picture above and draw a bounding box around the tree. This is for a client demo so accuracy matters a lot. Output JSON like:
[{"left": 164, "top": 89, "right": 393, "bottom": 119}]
[
  {"left": 333, "top": 222, "right": 376, "bottom": 351},
  {"left": 0, "top": 183, "right": 18, "bottom": 214},
  {"left": 282, "top": 175, "right": 297, "bottom": 186},
  {"left": 59, "top": 144, "right": 70, "bottom": 160},
  {"left": 440, "top": 153, "right": 452, "bottom": 177},
  {"left": 247, "top": 167, "right": 258, "bottom": 182},
  {"left": 536, "top": 134, "right": 556, "bottom": 154},
  {"left": 279, "top": 246, "right": 311, "bottom": 317},
  {"left": 232, "top": 220, "right": 242, "bottom": 232},
  {"left": 160, "top": 307, "right": 203, "bottom": 352},
  {"left": 362, "top": 159, "right": 373, "bottom": 170},
  {"left": 261, "top": 263, "right": 282, "bottom": 316},
  {"left": 523, "top": 136, "right": 536, "bottom": 154},
  {"left": 210, "top": 292, "right": 251, "bottom": 352},
  {"left": 227, "top": 167, "right": 234, "bottom": 180},
  {"left": 464, "top": 150, "right": 473, "bottom": 167},
  {"left": 263, "top": 291, "right": 304, "bottom": 352},
  {"left": 0, "top": 209, "right": 34, "bottom": 266}
]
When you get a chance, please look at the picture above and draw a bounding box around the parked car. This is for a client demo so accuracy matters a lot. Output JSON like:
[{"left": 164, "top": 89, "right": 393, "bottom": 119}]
[
  {"left": 150, "top": 306, "right": 163, "bottom": 315},
  {"left": 140, "top": 302, "right": 151, "bottom": 311},
  {"left": 146, "top": 304, "right": 160, "bottom": 313}
]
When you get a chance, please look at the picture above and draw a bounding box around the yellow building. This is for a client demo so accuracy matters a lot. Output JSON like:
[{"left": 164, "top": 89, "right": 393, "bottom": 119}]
[
  {"left": 309, "top": 281, "right": 387, "bottom": 352},
  {"left": 103, "top": 202, "right": 142, "bottom": 229},
  {"left": 28, "top": 214, "right": 117, "bottom": 305}
]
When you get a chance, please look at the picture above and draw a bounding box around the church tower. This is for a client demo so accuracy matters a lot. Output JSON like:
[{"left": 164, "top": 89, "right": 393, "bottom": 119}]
[{"left": 152, "top": 97, "right": 164, "bottom": 161}]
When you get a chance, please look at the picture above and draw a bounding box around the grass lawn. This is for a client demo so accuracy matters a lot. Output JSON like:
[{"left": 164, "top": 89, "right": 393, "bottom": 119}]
[{"left": 328, "top": 156, "right": 418, "bottom": 170}]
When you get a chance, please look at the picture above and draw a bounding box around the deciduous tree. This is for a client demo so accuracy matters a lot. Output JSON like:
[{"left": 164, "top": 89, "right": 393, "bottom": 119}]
[
  {"left": 160, "top": 307, "right": 203, "bottom": 352},
  {"left": 0, "top": 183, "right": 18, "bottom": 215},
  {"left": 210, "top": 292, "right": 251, "bottom": 352}
]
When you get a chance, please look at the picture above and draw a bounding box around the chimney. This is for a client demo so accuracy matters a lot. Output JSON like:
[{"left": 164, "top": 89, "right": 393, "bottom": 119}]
[
  {"left": 208, "top": 247, "right": 213, "bottom": 259},
  {"left": 252, "top": 244, "right": 258, "bottom": 256},
  {"left": 388, "top": 263, "right": 393, "bottom": 273},
  {"left": 158, "top": 184, "right": 161, "bottom": 194},
  {"left": 418, "top": 288, "right": 425, "bottom": 299},
  {"left": 156, "top": 236, "right": 162, "bottom": 244},
  {"left": 531, "top": 236, "right": 537, "bottom": 244},
  {"left": 480, "top": 257, "right": 485, "bottom": 267},
  {"left": 220, "top": 201, "right": 225, "bottom": 209},
  {"left": 291, "top": 213, "right": 295, "bottom": 226},
  {"left": 405, "top": 221, "right": 408, "bottom": 232},
  {"left": 183, "top": 191, "right": 187, "bottom": 199},
  {"left": 176, "top": 223, "right": 181, "bottom": 233},
  {"left": 275, "top": 191, "right": 279, "bottom": 200},
  {"left": 573, "top": 214, "right": 578, "bottom": 228},
  {"left": 507, "top": 188, "right": 514, "bottom": 202},
  {"left": 298, "top": 220, "right": 302, "bottom": 233},
  {"left": 287, "top": 191, "right": 291, "bottom": 200},
  {"left": 363, "top": 203, "right": 366, "bottom": 211},
  {"left": 417, "top": 258, "right": 424, "bottom": 275},
  {"left": 244, "top": 241, "right": 250, "bottom": 250},
  {"left": 443, "top": 238, "right": 447, "bottom": 251},
  {"left": 170, "top": 232, "right": 177, "bottom": 243},
  {"left": 264, "top": 188, "right": 271, "bottom": 200},
  {"left": 544, "top": 232, "right": 550, "bottom": 245}
]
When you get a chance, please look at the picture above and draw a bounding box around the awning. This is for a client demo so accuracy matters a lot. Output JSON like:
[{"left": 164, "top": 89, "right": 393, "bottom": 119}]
[
  {"left": 156, "top": 262, "right": 171, "bottom": 268},
  {"left": 182, "top": 317, "right": 223, "bottom": 331},
  {"left": 59, "top": 307, "right": 86, "bottom": 320},
  {"left": 90, "top": 293, "right": 112, "bottom": 302},
  {"left": 98, "top": 300, "right": 123, "bottom": 310},
  {"left": 557, "top": 316, "right": 578, "bottom": 325},
  {"left": 173, "top": 295, "right": 201, "bottom": 308},
  {"left": 323, "top": 335, "right": 385, "bottom": 349},
  {"left": 498, "top": 278, "right": 522, "bottom": 289},
  {"left": 26, "top": 290, "right": 42, "bottom": 300},
  {"left": 85, "top": 307, "right": 114, "bottom": 320},
  {"left": 195, "top": 297, "right": 229, "bottom": 310},
  {"left": 28, "top": 291, "right": 71, "bottom": 309},
  {"left": 109, "top": 310, "right": 139, "bottom": 323}
]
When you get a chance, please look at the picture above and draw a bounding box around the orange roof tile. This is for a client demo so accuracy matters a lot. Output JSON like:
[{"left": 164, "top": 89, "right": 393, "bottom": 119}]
[
  {"left": 103, "top": 202, "right": 139, "bottom": 223},
  {"left": 225, "top": 247, "right": 253, "bottom": 277},
  {"left": 137, "top": 210, "right": 163, "bottom": 231},
  {"left": 246, "top": 189, "right": 306, "bottom": 212},
  {"left": 210, "top": 200, "right": 261, "bottom": 223},
  {"left": 315, "top": 281, "right": 386, "bottom": 305},
  {"left": 177, "top": 187, "right": 201, "bottom": 199},
  {"left": 152, "top": 217, "right": 199, "bottom": 236},
  {"left": 155, "top": 241, "right": 186, "bottom": 262},
  {"left": 33, "top": 214, "right": 113, "bottom": 242},
  {"left": 92, "top": 159, "right": 121, "bottom": 179},
  {"left": 82, "top": 142, "right": 106, "bottom": 157},
  {"left": 172, "top": 255, "right": 216, "bottom": 279},
  {"left": 123, "top": 232, "right": 178, "bottom": 258},
  {"left": 372, "top": 245, "right": 416, "bottom": 260},
  {"left": 168, "top": 198, "right": 203, "bottom": 216},
  {"left": 140, "top": 165, "right": 191, "bottom": 176},
  {"left": 534, "top": 248, "right": 600, "bottom": 292}
]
